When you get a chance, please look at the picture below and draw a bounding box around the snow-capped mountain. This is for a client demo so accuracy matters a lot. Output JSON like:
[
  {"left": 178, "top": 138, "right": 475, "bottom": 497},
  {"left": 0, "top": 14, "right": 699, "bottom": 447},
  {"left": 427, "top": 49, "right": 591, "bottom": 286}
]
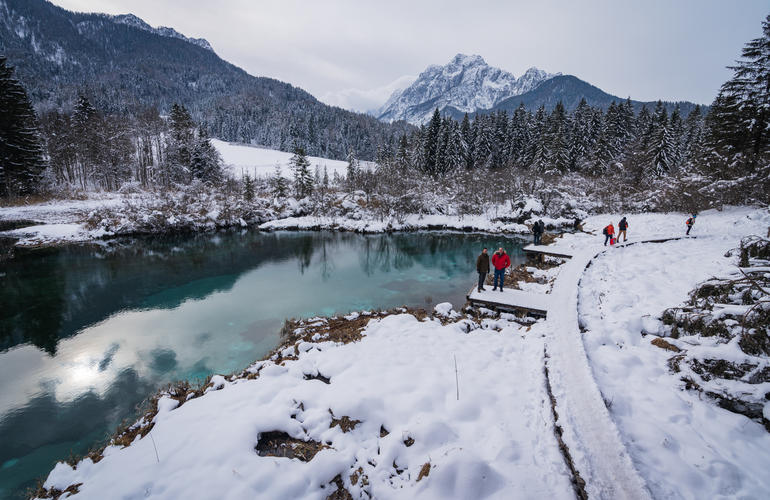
[
  {"left": 377, "top": 54, "right": 558, "bottom": 125},
  {"left": 111, "top": 14, "right": 214, "bottom": 52}
]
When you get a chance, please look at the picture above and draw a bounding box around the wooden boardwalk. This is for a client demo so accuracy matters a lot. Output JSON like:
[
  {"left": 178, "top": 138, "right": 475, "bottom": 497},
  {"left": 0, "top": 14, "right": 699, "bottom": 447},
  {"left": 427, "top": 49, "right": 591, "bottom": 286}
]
[
  {"left": 472, "top": 237, "right": 693, "bottom": 317},
  {"left": 466, "top": 286, "right": 549, "bottom": 317},
  {"left": 522, "top": 244, "right": 574, "bottom": 260}
]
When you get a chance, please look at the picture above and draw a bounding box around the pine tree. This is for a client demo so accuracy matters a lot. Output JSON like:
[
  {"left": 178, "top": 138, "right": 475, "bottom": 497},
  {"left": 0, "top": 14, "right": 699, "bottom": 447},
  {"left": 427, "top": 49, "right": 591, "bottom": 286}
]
[
  {"left": 0, "top": 57, "right": 46, "bottom": 196},
  {"left": 345, "top": 149, "right": 359, "bottom": 190},
  {"left": 473, "top": 114, "right": 493, "bottom": 169},
  {"left": 510, "top": 104, "right": 531, "bottom": 166},
  {"left": 543, "top": 102, "right": 569, "bottom": 173},
  {"left": 290, "top": 145, "right": 313, "bottom": 198},
  {"left": 242, "top": 174, "right": 255, "bottom": 201},
  {"left": 270, "top": 163, "right": 288, "bottom": 198},
  {"left": 716, "top": 14, "right": 770, "bottom": 161},
  {"left": 646, "top": 101, "right": 676, "bottom": 176},
  {"left": 569, "top": 98, "right": 591, "bottom": 169},
  {"left": 460, "top": 113, "right": 475, "bottom": 169},
  {"left": 164, "top": 103, "right": 196, "bottom": 184},
  {"left": 423, "top": 108, "right": 442, "bottom": 174},
  {"left": 190, "top": 127, "right": 223, "bottom": 183}
]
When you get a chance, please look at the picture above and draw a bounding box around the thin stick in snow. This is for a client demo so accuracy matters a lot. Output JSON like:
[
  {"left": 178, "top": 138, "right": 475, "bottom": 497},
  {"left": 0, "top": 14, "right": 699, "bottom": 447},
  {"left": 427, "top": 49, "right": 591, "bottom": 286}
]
[
  {"left": 149, "top": 432, "right": 160, "bottom": 463},
  {"left": 454, "top": 354, "right": 459, "bottom": 401}
]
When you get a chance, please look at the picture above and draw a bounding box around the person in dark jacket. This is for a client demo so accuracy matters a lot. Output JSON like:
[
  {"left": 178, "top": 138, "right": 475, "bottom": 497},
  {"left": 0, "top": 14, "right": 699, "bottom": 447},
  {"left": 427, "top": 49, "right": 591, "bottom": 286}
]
[
  {"left": 491, "top": 247, "right": 511, "bottom": 291},
  {"left": 532, "top": 220, "right": 544, "bottom": 245},
  {"left": 476, "top": 248, "right": 490, "bottom": 292},
  {"left": 617, "top": 217, "right": 628, "bottom": 242},
  {"left": 686, "top": 214, "right": 697, "bottom": 235}
]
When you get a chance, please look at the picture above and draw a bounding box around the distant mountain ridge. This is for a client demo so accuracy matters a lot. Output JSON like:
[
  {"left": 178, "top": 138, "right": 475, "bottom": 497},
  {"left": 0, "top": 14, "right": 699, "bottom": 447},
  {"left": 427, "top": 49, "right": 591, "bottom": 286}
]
[
  {"left": 377, "top": 54, "right": 558, "bottom": 124},
  {"left": 110, "top": 14, "right": 215, "bottom": 52},
  {"left": 378, "top": 54, "right": 703, "bottom": 124},
  {"left": 0, "top": 0, "right": 412, "bottom": 160}
]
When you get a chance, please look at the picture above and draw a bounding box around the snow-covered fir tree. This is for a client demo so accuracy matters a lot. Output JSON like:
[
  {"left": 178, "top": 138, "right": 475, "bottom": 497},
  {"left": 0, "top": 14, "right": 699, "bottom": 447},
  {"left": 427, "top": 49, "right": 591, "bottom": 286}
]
[
  {"left": 290, "top": 145, "right": 314, "bottom": 198},
  {"left": 0, "top": 56, "right": 45, "bottom": 197}
]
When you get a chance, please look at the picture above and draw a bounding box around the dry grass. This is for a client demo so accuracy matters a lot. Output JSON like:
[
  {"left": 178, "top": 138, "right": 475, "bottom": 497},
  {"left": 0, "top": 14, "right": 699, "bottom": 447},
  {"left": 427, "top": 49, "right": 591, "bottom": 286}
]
[
  {"left": 329, "top": 411, "right": 361, "bottom": 433},
  {"left": 325, "top": 474, "right": 353, "bottom": 500},
  {"left": 28, "top": 482, "right": 83, "bottom": 500},
  {"left": 417, "top": 462, "right": 431, "bottom": 482},
  {"left": 651, "top": 337, "right": 681, "bottom": 352}
]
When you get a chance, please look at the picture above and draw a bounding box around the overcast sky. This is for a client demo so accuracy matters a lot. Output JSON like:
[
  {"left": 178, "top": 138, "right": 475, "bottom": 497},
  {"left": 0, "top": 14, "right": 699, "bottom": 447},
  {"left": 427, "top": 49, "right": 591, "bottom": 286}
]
[{"left": 52, "top": 0, "right": 768, "bottom": 112}]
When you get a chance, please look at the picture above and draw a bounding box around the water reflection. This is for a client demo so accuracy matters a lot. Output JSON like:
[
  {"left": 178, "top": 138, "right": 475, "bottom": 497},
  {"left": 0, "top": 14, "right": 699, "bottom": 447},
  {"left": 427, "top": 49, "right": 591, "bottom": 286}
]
[{"left": 0, "top": 230, "right": 524, "bottom": 499}]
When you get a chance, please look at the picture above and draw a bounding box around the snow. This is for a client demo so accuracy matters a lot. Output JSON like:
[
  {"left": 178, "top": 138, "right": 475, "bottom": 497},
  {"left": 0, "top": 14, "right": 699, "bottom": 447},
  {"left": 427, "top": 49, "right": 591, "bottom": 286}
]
[
  {"left": 24, "top": 204, "right": 770, "bottom": 498},
  {"left": 259, "top": 214, "right": 532, "bottom": 234},
  {"left": 468, "top": 288, "right": 550, "bottom": 313},
  {"left": 0, "top": 194, "right": 124, "bottom": 224},
  {"left": 37, "top": 312, "right": 574, "bottom": 499},
  {"left": 0, "top": 223, "right": 106, "bottom": 246},
  {"left": 377, "top": 53, "right": 558, "bottom": 124},
  {"left": 212, "top": 139, "right": 374, "bottom": 179},
  {"left": 577, "top": 215, "right": 770, "bottom": 498}
]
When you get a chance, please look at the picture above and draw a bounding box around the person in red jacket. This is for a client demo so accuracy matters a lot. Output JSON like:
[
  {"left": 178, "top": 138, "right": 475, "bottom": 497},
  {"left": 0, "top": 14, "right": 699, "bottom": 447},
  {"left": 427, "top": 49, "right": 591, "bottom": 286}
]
[
  {"left": 491, "top": 247, "right": 511, "bottom": 291},
  {"left": 603, "top": 223, "right": 615, "bottom": 246}
]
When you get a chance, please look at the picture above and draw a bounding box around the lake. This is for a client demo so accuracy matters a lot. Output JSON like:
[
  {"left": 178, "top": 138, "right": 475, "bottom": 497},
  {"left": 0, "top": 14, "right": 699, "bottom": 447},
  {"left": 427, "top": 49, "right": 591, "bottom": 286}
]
[{"left": 0, "top": 230, "right": 526, "bottom": 499}]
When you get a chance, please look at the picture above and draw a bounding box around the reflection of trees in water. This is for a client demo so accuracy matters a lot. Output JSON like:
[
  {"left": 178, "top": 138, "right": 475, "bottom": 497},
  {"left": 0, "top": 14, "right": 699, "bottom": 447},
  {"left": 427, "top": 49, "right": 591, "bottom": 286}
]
[
  {"left": 0, "top": 231, "right": 525, "bottom": 354},
  {"left": 357, "top": 233, "right": 526, "bottom": 278},
  {"left": 0, "top": 231, "right": 335, "bottom": 354}
]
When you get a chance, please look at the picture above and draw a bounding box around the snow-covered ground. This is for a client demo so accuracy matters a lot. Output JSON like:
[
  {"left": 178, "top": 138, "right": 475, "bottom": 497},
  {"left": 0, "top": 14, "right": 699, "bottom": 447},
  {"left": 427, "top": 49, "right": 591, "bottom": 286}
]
[
  {"left": 579, "top": 232, "right": 770, "bottom": 498},
  {"left": 37, "top": 311, "right": 574, "bottom": 500},
  {"left": 212, "top": 139, "right": 375, "bottom": 179},
  {"left": 34, "top": 206, "right": 770, "bottom": 499}
]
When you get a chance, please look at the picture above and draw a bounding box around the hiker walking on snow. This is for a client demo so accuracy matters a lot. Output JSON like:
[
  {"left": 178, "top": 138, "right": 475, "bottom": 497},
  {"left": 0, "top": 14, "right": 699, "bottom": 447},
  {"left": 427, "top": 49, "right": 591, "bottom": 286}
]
[
  {"left": 603, "top": 223, "right": 615, "bottom": 246},
  {"left": 686, "top": 213, "right": 697, "bottom": 235},
  {"left": 532, "top": 220, "right": 544, "bottom": 245},
  {"left": 617, "top": 217, "right": 628, "bottom": 242},
  {"left": 476, "top": 248, "right": 490, "bottom": 292},
  {"left": 491, "top": 247, "right": 511, "bottom": 292}
]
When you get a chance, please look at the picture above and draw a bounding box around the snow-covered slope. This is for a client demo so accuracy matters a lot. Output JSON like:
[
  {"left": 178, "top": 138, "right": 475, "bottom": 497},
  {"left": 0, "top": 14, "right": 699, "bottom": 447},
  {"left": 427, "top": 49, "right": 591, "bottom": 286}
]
[
  {"left": 377, "top": 54, "right": 557, "bottom": 125},
  {"left": 212, "top": 140, "right": 374, "bottom": 179},
  {"left": 110, "top": 13, "right": 214, "bottom": 52}
]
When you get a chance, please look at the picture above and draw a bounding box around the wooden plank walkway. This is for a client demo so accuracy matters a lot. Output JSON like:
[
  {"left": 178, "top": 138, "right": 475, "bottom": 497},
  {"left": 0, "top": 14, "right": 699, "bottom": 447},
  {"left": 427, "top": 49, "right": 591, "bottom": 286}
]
[
  {"left": 466, "top": 286, "right": 549, "bottom": 317},
  {"left": 522, "top": 244, "right": 574, "bottom": 260},
  {"left": 473, "top": 236, "right": 695, "bottom": 317}
]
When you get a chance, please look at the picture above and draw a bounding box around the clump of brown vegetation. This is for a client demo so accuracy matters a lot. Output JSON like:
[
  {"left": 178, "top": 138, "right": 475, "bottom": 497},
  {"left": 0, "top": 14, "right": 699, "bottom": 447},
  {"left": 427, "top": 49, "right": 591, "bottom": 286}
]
[
  {"left": 658, "top": 237, "right": 770, "bottom": 430},
  {"left": 29, "top": 482, "right": 83, "bottom": 500},
  {"left": 329, "top": 411, "right": 361, "bottom": 433},
  {"left": 255, "top": 431, "right": 330, "bottom": 462}
]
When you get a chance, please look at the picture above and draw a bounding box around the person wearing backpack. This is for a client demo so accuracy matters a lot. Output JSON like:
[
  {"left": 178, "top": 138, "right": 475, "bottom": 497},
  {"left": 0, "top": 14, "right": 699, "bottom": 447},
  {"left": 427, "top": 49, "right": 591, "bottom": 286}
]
[
  {"left": 491, "top": 247, "right": 511, "bottom": 291},
  {"left": 617, "top": 217, "right": 628, "bottom": 242},
  {"left": 686, "top": 213, "right": 697, "bottom": 235},
  {"left": 532, "top": 220, "right": 544, "bottom": 245},
  {"left": 603, "top": 223, "right": 615, "bottom": 246}
]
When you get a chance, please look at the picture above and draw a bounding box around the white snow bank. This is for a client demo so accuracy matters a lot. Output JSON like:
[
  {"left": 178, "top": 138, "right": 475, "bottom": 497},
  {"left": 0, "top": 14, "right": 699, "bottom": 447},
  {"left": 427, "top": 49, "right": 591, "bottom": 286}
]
[
  {"left": 37, "top": 313, "right": 573, "bottom": 500},
  {"left": 212, "top": 139, "right": 375, "bottom": 179},
  {"left": 1, "top": 223, "right": 108, "bottom": 246},
  {"left": 579, "top": 234, "right": 770, "bottom": 498},
  {"left": 259, "top": 214, "right": 532, "bottom": 234}
]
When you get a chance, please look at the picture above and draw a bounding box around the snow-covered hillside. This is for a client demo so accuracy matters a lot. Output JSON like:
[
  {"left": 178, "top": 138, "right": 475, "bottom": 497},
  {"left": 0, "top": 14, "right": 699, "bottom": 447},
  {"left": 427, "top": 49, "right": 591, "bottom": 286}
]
[
  {"left": 212, "top": 139, "right": 374, "bottom": 179},
  {"left": 377, "top": 54, "right": 557, "bottom": 125}
]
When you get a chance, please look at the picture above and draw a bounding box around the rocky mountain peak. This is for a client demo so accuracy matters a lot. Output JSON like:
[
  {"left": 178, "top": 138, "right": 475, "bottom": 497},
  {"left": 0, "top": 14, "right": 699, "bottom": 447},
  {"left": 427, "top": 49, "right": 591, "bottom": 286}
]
[{"left": 377, "top": 53, "right": 557, "bottom": 125}]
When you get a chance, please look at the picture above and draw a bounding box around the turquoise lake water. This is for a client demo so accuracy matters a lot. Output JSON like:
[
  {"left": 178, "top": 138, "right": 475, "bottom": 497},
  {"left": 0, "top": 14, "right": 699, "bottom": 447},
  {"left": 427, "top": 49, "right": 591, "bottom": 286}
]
[{"left": 0, "top": 230, "right": 526, "bottom": 499}]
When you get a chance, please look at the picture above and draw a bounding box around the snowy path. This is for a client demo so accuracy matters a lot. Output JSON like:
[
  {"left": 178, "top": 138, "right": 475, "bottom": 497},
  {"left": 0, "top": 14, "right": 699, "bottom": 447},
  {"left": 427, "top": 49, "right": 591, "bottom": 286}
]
[{"left": 544, "top": 241, "right": 675, "bottom": 500}]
